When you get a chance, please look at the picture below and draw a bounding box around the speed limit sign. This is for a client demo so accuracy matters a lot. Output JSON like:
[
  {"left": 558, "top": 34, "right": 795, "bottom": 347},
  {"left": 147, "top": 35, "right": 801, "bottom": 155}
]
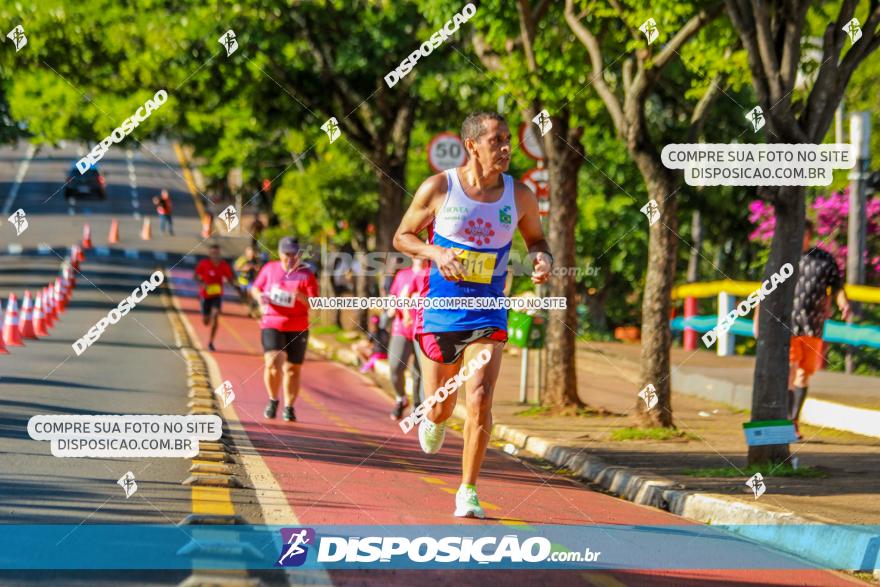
[
  {"left": 522, "top": 167, "right": 550, "bottom": 216},
  {"left": 518, "top": 123, "right": 545, "bottom": 161},
  {"left": 427, "top": 132, "right": 467, "bottom": 172}
]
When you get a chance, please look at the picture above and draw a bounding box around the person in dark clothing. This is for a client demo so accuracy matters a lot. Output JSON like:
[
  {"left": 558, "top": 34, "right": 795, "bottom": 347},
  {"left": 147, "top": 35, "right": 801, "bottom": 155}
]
[{"left": 756, "top": 219, "right": 851, "bottom": 439}]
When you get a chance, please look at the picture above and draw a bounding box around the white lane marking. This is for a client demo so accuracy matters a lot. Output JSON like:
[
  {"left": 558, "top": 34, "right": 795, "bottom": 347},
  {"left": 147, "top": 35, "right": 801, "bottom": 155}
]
[
  {"left": 37, "top": 243, "right": 51, "bottom": 254},
  {"left": 154, "top": 251, "right": 168, "bottom": 260},
  {"left": 95, "top": 246, "right": 110, "bottom": 256},
  {"left": 8, "top": 244, "right": 23, "bottom": 255},
  {"left": 183, "top": 255, "right": 196, "bottom": 265},
  {"left": 124, "top": 249, "right": 139, "bottom": 259},
  {"left": 126, "top": 149, "right": 139, "bottom": 219},
  {"left": 2, "top": 144, "right": 37, "bottom": 216}
]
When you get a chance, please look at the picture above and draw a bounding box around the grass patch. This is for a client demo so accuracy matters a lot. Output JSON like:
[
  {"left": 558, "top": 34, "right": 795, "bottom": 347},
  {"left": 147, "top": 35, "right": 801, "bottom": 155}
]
[
  {"left": 312, "top": 324, "right": 342, "bottom": 335},
  {"left": 334, "top": 331, "right": 360, "bottom": 343},
  {"left": 683, "top": 464, "right": 826, "bottom": 478},
  {"left": 515, "top": 405, "right": 552, "bottom": 417},
  {"left": 610, "top": 427, "right": 696, "bottom": 441},
  {"left": 514, "top": 405, "right": 618, "bottom": 418}
]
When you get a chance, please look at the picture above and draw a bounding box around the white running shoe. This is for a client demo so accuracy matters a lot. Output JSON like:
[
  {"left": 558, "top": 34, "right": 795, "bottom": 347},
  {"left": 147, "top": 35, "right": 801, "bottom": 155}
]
[
  {"left": 454, "top": 485, "right": 485, "bottom": 519},
  {"left": 418, "top": 418, "right": 446, "bottom": 454}
]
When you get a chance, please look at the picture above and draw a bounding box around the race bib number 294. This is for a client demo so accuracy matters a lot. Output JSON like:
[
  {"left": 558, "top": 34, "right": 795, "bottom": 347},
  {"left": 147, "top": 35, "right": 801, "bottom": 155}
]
[{"left": 269, "top": 286, "right": 294, "bottom": 307}]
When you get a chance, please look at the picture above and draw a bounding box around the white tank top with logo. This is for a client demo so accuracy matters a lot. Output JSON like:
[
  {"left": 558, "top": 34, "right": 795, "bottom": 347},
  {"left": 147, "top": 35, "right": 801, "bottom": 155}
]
[{"left": 420, "top": 169, "right": 517, "bottom": 333}]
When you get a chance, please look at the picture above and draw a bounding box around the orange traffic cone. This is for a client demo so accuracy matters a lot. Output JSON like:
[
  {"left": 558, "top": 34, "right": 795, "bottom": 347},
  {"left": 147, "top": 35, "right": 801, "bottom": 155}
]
[
  {"left": 200, "top": 215, "right": 212, "bottom": 238},
  {"left": 19, "top": 291, "right": 37, "bottom": 339},
  {"left": 63, "top": 264, "right": 76, "bottom": 291},
  {"left": 70, "top": 245, "right": 82, "bottom": 270},
  {"left": 43, "top": 288, "right": 55, "bottom": 328},
  {"left": 82, "top": 224, "right": 93, "bottom": 249},
  {"left": 47, "top": 286, "right": 59, "bottom": 324},
  {"left": 61, "top": 265, "right": 70, "bottom": 300},
  {"left": 0, "top": 303, "right": 7, "bottom": 354},
  {"left": 54, "top": 279, "right": 66, "bottom": 314},
  {"left": 32, "top": 293, "right": 49, "bottom": 337},
  {"left": 3, "top": 294, "right": 25, "bottom": 347},
  {"left": 108, "top": 218, "right": 120, "bottom": 244},
  {"left": 141, "top": 218, "right": 152, "bottom": 240}
]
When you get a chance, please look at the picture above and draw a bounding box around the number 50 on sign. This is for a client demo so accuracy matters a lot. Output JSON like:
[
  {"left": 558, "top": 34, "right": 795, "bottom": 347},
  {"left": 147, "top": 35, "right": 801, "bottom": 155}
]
[{"left": 428, "top": 132, "right": 468, "bottom": 172}]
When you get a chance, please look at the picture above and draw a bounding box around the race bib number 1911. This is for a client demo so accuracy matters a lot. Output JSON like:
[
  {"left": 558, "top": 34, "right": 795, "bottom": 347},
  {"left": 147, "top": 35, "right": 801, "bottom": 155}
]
[{"left": 452, "top": 248, "right": 497, "bottom": 284}]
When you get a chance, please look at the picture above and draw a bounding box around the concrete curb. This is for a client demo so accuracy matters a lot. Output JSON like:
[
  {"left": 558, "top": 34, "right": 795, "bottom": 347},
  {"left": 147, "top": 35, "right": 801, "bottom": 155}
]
[
  {"left": 307, "top": 335, "right": 880, "bottom": 577},
  {"left": 492, "top": 424, "right": 880, "bottom": 577}
]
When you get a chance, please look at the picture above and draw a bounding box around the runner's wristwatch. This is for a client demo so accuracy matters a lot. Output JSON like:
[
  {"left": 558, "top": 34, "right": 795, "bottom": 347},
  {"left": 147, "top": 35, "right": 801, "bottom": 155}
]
[{"left": 538, "top": 251, "right": 553, "bottom": 267}]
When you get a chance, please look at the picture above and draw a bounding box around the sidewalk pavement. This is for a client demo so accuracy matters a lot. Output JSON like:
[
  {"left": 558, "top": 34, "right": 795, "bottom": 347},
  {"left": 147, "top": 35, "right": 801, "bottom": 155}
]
[
  {"left": 309, "top": 326, "right": 880, "bottom": 577},
  {"left": 584, "top": 340, "right": 880, "bottom": 436}
]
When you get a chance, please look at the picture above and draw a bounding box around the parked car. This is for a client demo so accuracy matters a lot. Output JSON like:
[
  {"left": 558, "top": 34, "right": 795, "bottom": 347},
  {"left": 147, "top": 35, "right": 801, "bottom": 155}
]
[{"left": 65, "top": 163, "right": 106, "bottom": 201}]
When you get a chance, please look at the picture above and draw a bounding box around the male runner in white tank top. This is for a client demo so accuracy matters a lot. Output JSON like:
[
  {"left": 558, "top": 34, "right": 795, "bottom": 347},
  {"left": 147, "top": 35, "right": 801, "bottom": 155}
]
[{"left": 393, "top": 112, "right": 553, "bottom": 518}]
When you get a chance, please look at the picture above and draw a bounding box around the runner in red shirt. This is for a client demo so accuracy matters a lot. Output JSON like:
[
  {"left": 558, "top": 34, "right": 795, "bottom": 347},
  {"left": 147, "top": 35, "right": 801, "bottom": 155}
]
[
  {"left": 251, "top": 237, "right": 319, "bottom": 422},
  {"left": 193, "top": 244, "right": 235, "bottom": 351}
]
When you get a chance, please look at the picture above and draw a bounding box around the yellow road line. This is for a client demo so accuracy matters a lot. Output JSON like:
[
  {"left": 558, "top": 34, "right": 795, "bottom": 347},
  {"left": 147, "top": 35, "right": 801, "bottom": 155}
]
[
  {"left": 580, "top": 572, "right": 628, "bottom": 587},
  {"left": 192, "top": 486, "right": 235, "bottom": 516},
  {"left": 172, "top": 143, "right": 207, "bottom": 220},
  {"left": 420, "top": 476, "right": 447, "bottom": 485},
  {"left": 163, "top": 292, "right": 238, "bottom": 520},
  {"left": 219, "top": 321, "right": 257, "bottom": 354},
  {"left": 438, "top": 487, "right": 500, "bottom": 511},
  {"left": 499, "top": 518, "right": 534, "bottom": 529}
]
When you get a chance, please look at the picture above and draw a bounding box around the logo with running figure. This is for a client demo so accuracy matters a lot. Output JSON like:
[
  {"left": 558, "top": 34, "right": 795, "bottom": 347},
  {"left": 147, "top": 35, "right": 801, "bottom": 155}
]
[
  {"left": 499, "top": 205, "right": 512, "bottom": 226},
  {"left": 462, "top": 217, "right": 495, "bottom": 246},
  {"left": 276, "top": 528, "right": 315, "bottom": 567}
]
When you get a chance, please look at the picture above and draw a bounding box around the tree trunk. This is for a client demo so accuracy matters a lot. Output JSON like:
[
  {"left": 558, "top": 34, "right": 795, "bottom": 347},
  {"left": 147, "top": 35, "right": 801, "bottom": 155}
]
[
  {"left": 539, "top": 115, "right": 584, "bottom": 409},
  {"left": 687, "top": 209, "right": 702, "bottom": 283},
  {"left": 328, "top": 264, "right": 343, "bottom": 329},
  {"left": 632, "top": 150, "right": 678, "bottom": 428},
  {"left": 749, "top": 186, "right": 803, "bottom": 465},
  {"left": 351, "top": 235, "right": 370, "bottom": 332},
  {"left": 585, "top": 284, "right": 610, "bottom": 333},
  {"left": 374, "top": 158, "right": 406, "bottom": 255}
]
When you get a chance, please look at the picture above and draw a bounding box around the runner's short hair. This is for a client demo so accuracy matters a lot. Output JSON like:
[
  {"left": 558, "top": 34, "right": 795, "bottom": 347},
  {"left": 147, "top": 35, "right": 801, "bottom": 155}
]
[{"left": 461, "top": 112, "right": 507, "bottom": 143}]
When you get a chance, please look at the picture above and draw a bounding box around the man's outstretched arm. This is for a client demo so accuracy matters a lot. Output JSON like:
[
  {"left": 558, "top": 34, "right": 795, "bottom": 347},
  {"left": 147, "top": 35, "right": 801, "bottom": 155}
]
[{"left": 393, "top": 174, "right": 465, "bottom": 282}]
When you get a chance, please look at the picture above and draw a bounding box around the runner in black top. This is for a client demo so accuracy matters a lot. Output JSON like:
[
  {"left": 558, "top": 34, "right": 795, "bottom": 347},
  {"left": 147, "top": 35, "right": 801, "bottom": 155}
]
[{"left": 757, "top": 220, "right": 851, "bottom": 439}]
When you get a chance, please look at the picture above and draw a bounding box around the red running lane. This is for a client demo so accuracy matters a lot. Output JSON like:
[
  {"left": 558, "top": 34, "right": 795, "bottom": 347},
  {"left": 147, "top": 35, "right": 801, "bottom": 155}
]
[{"left": 170, "top": 271, "right": 860, "bottom": 587}]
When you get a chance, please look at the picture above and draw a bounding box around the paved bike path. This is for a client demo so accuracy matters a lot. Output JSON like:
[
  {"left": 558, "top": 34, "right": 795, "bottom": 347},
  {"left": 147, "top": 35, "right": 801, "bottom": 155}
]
[{"left": 169, "top": 270, "right": 860, "bottom": 586}]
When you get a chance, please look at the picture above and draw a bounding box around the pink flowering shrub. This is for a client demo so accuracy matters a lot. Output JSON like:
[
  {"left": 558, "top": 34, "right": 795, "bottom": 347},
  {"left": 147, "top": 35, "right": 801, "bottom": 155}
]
[{"left": 748, "top": 188, "right": 880, "bottom": 282}]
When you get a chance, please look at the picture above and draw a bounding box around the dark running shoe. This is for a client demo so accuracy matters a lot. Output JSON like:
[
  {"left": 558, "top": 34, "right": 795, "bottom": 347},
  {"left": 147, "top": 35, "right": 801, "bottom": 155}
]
[
  {"left": 264, "top": 399, "right": 279, "bottom": 419},
  {"left": 283, "top": 406, "right": 296, "bottom": 422},
  {"left": 390, "top": 397, "right": 409, "bottom": 421}
]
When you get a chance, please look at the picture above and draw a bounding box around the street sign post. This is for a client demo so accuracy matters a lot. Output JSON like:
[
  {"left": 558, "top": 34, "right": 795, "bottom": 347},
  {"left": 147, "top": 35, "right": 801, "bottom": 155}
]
[
  {"left": 427, "top": 132, "right": 467, "bottom": 172},
  {"left": 518, "top": 123, "right": 545, "bottom": 161},
  {"left": 521, "top": 166, "right": 550, "bottom": 217}
]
